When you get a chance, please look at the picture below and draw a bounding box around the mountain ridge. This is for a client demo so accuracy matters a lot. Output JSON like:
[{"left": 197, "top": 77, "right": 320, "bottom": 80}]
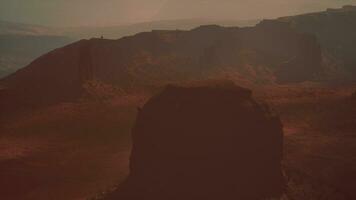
[
  {"left": 0, "top": 20, "right": 322, "bottom": 107},
  {"left": 278, "top": 5, "right": 356, "bottom": 77}
]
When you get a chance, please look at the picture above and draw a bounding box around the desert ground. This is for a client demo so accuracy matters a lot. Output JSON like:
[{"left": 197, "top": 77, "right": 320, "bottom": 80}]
[{"left": 1, "top": 83, "right": 356, "bottom": 200}]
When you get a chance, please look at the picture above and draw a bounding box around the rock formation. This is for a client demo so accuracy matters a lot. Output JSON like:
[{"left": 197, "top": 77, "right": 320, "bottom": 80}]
[
  {"left": 279, "top": 5, "right": 356, "bottom": 79},
  {"left": 107, "top": 82, "right": 285, "bottom": 200},
  {"left": 0, "top": 21, "right": 322, "bottom": 106}
]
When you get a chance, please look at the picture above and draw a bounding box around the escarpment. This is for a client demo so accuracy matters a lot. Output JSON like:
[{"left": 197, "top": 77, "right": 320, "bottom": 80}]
[{"left": 0, "top": 21, "right": 322, "bottom": 105}]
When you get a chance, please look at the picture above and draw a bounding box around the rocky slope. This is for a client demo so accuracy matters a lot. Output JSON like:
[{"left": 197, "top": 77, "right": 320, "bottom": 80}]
[
  {"left": 0, "top": 20, "right": 322, "bottom": 105},
  {"left": 0, "top": 19, "right": 258, "bottom": 79}
]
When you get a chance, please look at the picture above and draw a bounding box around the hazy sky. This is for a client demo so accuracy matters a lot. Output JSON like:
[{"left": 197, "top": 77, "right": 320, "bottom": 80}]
[{"left": 0, "top": 0, "right": 355, "bottom": 27}]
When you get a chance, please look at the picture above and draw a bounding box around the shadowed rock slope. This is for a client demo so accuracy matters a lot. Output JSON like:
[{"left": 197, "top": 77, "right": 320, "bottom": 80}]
[
  {"left": 352, "top": 91, "right": 356, "bottom": 100},
  {"left": 279, "top": 5, "right": 356, "bottom": 79},
  {"left": 0, "top": 20, "right": 322, "bottom": 105},
  {"left": 105, "top": 82, "right": 285, "bottom": 200}
]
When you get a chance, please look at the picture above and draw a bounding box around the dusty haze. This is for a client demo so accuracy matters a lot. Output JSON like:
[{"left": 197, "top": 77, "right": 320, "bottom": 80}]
[{"left": 1, "top": 0, "right": 356, "bottom": 26}]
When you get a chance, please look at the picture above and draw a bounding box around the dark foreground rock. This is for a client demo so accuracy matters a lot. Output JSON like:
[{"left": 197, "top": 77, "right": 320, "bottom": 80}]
[
  {"left": 352, "top": 91, "right": 356, "bottom": 100},
  {"left": 106, "top": 82, "right": 285, "bottom": 200}
]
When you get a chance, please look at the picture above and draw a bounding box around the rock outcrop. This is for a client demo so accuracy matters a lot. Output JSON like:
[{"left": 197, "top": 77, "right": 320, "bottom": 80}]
[{"left": 108, "top": 82, "right": 285, "bottom": 200}]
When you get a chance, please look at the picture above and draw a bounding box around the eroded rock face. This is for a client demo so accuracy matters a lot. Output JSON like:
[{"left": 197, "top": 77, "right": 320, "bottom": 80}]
[
  {"left": 0, "top": 20, "right": 323, "bottom": 107},
  {"left": 111, "top": 82, "right": 285, "bottom": 200}
]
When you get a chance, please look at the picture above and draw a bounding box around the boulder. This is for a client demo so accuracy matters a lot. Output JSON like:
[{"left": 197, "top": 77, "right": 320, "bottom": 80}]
[{"left": 108, "top": 81, "right": 285, "bottom": 200}]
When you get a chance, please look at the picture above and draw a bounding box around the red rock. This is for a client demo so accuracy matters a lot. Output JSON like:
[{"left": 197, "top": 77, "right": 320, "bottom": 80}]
[
  {"left": 0, "top": 21, "right": 322, "bottom": 106},
  {"left": 108, "top": 82, "right": 285, "bottom": 200}
]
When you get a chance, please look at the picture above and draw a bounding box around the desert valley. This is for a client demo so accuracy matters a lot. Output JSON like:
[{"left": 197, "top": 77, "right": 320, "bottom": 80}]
[{"left": 1, "top": 4, "right": 356, "bottom": 200}]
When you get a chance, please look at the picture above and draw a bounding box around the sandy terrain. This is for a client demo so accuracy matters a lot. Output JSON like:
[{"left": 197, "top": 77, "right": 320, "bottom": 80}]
[{"left": 0, "top": 84, "right": 355, "bottom": 199}]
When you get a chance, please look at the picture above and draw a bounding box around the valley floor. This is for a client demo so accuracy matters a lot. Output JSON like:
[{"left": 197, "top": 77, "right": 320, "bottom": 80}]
[
  {"left": 1, "top": 83, "right": 356, "bottom": 200},
  {"left": 0, "top": 135, "right": 130, "bottom": 200}
]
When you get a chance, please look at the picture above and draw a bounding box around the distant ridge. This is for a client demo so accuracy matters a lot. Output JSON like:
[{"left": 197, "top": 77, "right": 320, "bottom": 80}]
[
  {"left": 59, "top": 18, "right": 260, "bottom": 39},
  {"left": 0, "top": 20, "right": 73, "bottom": 78},
  {"left": 278, "top": 5, "right": 356, "bottom": 78},
  {"left": 0, "top": 20, "right": 58, "bottom": 36},
  {"left": 0, "top": 20, "right": 322, "bottom": 107}
]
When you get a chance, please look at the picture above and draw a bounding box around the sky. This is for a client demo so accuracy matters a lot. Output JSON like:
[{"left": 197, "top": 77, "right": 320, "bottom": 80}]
[{"left": 0, "top": 0, "right": 355, "bottom": 27}]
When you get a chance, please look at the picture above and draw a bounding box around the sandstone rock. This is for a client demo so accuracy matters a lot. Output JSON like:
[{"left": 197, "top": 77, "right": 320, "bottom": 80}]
[{"left": 109, "top": 82, "right": 285, "bottom": 200}]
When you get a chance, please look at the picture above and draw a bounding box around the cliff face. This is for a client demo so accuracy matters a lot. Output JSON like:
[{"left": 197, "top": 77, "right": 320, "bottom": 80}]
[
  {"left": 0, "top": 21, "right": 322, "bottom": 104},
  {"left": 107, "top": 82, "right": 285, "bottom": 200},
  {"left": 279, "top": 5, "right": 356, "bottom": 78}
]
